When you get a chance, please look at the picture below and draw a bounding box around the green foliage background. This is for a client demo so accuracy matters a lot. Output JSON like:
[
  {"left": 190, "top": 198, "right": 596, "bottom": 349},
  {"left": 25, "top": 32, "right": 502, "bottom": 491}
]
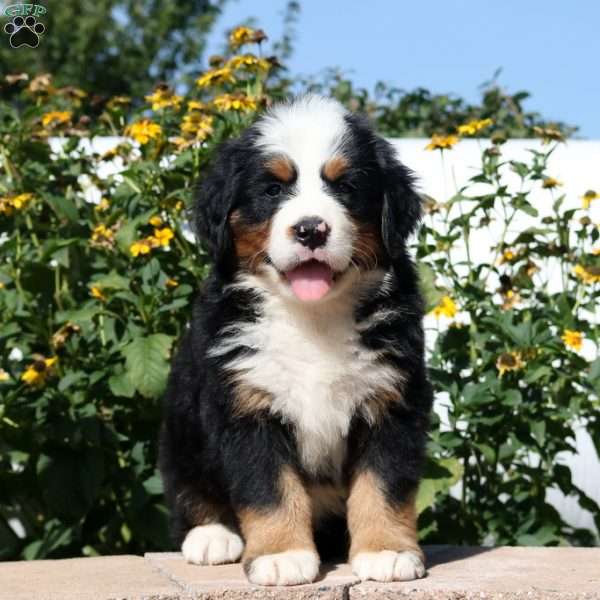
[{"left": 0, "top": 18, "right": 599, "bottom": 560}]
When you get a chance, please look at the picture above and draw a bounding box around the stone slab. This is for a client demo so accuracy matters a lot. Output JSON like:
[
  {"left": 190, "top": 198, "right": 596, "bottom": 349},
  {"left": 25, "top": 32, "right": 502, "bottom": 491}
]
[
  {"left": 1, "top": 547, "right": 599, "bottom": 600},
  {"left": 0, "top": 554, "right": 184, "bottom": 600}
]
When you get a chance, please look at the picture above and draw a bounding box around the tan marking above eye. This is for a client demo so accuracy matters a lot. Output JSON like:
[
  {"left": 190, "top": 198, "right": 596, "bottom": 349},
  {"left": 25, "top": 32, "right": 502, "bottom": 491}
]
[
  {"left": 265, "top": 155, "right": 296, "bottom": 183},
  {"left": 322, "top": 154, "right": 349, "bottom": 182}
]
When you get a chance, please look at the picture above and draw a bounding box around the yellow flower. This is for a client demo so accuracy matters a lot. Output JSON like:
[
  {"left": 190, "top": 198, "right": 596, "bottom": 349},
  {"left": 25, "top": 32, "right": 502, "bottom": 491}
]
[
  {"left": 149, "top": 215, "right": 163, "bottom": 227},
  {"left": 501, "top": 289, "right": 521, "bottom": 310},
  {"left": 0, "top": 368, "right": 10, "bottom": 382},
  {"left": 180, "top": 113, "right": 214, "bottom": 140},
  {"left": 561, "top": 329, "right": 583, "bottom": 352},
  {"left": 175, "top": 201, "right": 184, "bottom": 211},
  {"left": 213, "top": 93, "right": 258, "bottom": 113},
  {"left": 425, "top": 134, "right": 459, "bottom": 151},
  {"left": 41, "top": 111, "right": 72, "bottom": 127},
  {"left": 51, "top": 322, "right": 81, "bottom": 349},
  {"left": 496, "top": 351, "right": 525, "bottom": 377},
  {"left": 573, "top": 264, "right": 600, "bottom": 284},
  {"left": 229, "top": 26, "right": 266, "bottom": 48},
  {"left": 125, "top": 119, "right": 162, "bottom": 145},
  {"left": 196, "top": 67, "right": 236, "bottom": 88},
  {"left": 130, "top": 238, "right": 154, "bottom": 257},
  {"left": 431, "top": 296, "right": 458, "bottom": 318},
  {"left": 533, "top": 125, "right": 565, "bottom": 144},
  {"left": 21, "top": 356, "right": 58, "bottom": 387},
  {"left": 91, "top": 223, "right": 114, "bottom": 244},
  {"left": 90, "top": 286, "right": 107, "bottom": 301},
  {"left": 582, "top": 190, "right": 599, "bottom": 209},
  {"left": 95, "top": 198, "right": 110, "bottom": 212},
  {"left": 457, "top": 118, "right": 493, "bottom": 136},
  {"left": 226, "top": 54, "right": 270, "bottom": 73},
  {"left": 106, "top": 96, "right": 132, "bottom": 110},
  {"left": 145, "top": 87, "right": 183, "bottom": 111},
  {"left": 542, "top": 177, "right": 563, "bottom": 189},
  {"left": 152, "top": 227, "right": 174, "bottom": 247},
  {"left": 165, "top": 278, "right": 179, "bottom": 288},
  {"left": 593, "top": 248, "right": 600, "bottom": 256},
  {"left": 0, "top": 193, "right": 34, "bottom": 214},
  {"left": 187, "top": 100, "right": 207, "bottom": 111},
  {"left": 498, "top": 248, "right": 517, "bottom": 265}
]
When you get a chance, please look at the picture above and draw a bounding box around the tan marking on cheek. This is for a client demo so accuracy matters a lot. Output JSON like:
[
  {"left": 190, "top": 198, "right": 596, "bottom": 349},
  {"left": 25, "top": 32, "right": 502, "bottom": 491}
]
[
  {"left": 238, "top": 466, "right": 316, "bottom": 564},
  {"left": 323, "top": 154, "right": 349, "bottom": 181},
  {"left": 347, "top": 470, "right": 422, "bottom": 561},
  {"left": 231, "top": 382, "right": 273, "bottom": 417},
  {"left": 351, "top": 220, "right": 385, "bottom": 270},
  {"left": 265, "top": 155, "right": 296, "bottom": 183},
  {"left": 229, "top": 209, "right": 270, "bottom": 272}
]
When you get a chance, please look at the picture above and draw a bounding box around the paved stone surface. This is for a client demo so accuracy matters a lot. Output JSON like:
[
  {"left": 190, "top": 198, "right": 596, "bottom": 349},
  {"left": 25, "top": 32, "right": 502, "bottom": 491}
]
[{"left": 1, "top": 547, "right": 599, "bottom": 600}]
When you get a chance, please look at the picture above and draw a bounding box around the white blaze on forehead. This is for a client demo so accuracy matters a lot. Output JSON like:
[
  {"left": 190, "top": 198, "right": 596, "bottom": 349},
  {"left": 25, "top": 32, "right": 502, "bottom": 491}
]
[{"left": 255, "top": 95, "right": 349, "bottom": 166}]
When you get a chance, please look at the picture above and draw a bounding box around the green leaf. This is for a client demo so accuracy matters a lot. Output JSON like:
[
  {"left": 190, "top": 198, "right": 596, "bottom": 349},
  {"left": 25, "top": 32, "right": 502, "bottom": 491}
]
[
  {"left": 121, "top": 334, "right": 174, "bottom": 398},
  {"left": 108, "top": 371, "right": 136, "bottom": 398}
]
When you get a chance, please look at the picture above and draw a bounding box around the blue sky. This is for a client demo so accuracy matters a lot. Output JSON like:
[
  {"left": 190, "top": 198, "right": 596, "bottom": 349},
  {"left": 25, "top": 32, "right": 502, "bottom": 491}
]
[{"left": 206, "top": 0, "right": 599, "bottom": 137}]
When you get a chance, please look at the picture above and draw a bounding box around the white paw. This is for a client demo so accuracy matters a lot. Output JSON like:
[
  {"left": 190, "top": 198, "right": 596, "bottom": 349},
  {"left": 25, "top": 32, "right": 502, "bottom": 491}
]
[
  {"left": 247, "top": 550, "right": 320, "bottom": 586},
  {"left": 351, "top": 550, "right": 425, "bottom": 582},
  {"left": 181, "top": 524, "right": 244, "bottom": 565}
]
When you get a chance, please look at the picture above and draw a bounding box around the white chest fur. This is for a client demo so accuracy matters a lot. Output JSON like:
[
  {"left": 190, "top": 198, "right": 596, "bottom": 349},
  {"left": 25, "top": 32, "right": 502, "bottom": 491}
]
[{"left": 210, "top": 274, "right": 401, "bottom": 476}]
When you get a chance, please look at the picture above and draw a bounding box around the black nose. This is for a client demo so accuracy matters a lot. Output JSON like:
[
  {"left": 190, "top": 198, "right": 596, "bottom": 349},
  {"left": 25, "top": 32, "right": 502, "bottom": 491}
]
[{"left": 292, "top": 217, "right": 330, "bottom": 250}]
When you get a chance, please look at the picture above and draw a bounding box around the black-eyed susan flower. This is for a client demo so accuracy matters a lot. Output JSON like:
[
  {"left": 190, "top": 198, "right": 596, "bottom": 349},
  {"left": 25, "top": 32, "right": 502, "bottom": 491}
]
[
  {"left": 533, "top": 125, "right": 565, "bottom": 144},
  {"left": 41, "top": 111, "right": 72, "bottom": 128},
  {"left": 561, "top": 329, "right": 583, "bottom": 351},
  {"left": 90, "top": 286, "right": 107, "bottom": 301},
  {"left": 457, "top": 118, "right": 493, "bottom": 136},
  {"left": 165, "top": 278, "right": 179, "bottom": 288},
  {"left": 0, "top": 193, "right": 34, "bottom": 215},
  {"left": 149, "top": 215, "right": 163, "bottom": 227},
  {"left": 582, "top": 190, "right": 599, "bottom": 209},
  {"left": 425, "top": 134, "right": 459, "bottom": 151},
  {"left": 187, "top": 100, "right": 207, "bottom": 111},
  {"left": 496, "top": 351, "right": 525, "bottom": 377},
  {"left": 213, "top": 93, "right": 258, "bottom": 113},
  {"left": 542, "top": 177, "right": 563, "bottom": 189},
  {"left": 196, "top": 67, "right": 236, "bottom": 88},
  {"left": 229, "top": 26, "right": 266, "bottom": 48},
  {"left": 226, "top": 54, "right": 270, "bottom": 73},
  {"left": 21, "top": 356, "right": 58, "bottom": 387},
  {"left": 125, "top": 119, "right": 162, "bottom": 145},
  {"left": 145, "top": 87, "right": 183, "bottom": 111},
  {"left": 130, "top": 238, "right": 154, "bottom": 257},
  {"left": 180, "top": 113, "right": 214, "bottom": 140},
  {"left": 90, "top": 223, "right": 115, "bottom": 248},
  {"left": 106, "top": 96, "right": 132, "bottom": 110},
  {"left": 152, "top": 227, "right": 174, "bottom": 247},
  {"left": 431, "top": 296, "right": 458, "bottom": 318},
  {"left": 573, "top": 264, "right": 600, "bottom": 284}
]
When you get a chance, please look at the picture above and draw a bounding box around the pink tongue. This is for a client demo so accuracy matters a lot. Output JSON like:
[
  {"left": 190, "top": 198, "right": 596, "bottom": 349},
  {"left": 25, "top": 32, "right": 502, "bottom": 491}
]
[{"left": 286, "top": 261, "right": 333, "bottom": 301}]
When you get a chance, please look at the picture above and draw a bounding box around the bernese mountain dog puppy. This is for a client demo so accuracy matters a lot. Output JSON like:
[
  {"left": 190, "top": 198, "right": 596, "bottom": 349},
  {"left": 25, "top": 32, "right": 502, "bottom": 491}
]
[{"left": 159, "top": 95, "right": 432, "bottom": 586}]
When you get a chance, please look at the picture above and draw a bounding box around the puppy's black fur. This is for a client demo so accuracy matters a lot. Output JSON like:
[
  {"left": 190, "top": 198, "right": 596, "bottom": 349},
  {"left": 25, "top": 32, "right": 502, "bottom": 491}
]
[{"left": 159, "top": 101, "right": 432, "bottom": 569}]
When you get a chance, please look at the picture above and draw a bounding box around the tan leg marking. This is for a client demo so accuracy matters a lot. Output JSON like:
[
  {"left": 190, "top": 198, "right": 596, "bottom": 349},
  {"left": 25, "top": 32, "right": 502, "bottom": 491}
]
[{"left": 347, "top": 469, "right": 421, "bottom": 560}]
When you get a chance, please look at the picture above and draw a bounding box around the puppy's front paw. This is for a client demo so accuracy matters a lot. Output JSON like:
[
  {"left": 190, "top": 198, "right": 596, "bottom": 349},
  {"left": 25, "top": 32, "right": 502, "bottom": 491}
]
[
  {"left": 351, "top": 550, "right": 425, "bottom": 582},
  {"left": 246, "top": 550, "right": 320, "bottom": 586},
  {"left": 181, "top": 524, "right": 244, "bottom": 565}
]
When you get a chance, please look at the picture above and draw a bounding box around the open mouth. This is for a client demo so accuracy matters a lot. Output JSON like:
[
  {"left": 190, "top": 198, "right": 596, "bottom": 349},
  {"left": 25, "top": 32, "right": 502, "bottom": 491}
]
[{"left": 284, "top": 259, "right": 339, "bottom": 301}]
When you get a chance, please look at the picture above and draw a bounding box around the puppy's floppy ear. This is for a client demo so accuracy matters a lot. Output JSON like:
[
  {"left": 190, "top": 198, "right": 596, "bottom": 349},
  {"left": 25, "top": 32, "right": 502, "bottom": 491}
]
[
  {"left": 195, "top": 139, "right": 243, "bottom": 274},
  {"left": 375, "top": 137, "right": 422, "bottom": 260}
]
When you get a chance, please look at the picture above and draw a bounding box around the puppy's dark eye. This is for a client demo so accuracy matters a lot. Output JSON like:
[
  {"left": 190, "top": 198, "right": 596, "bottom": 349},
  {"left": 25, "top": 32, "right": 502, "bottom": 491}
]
[
  {"left": 337, "top": 182, "right": 353, "bottom": 194},
  {"left": 266, "top": 184, "right": 282, "bottom": 197}
]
